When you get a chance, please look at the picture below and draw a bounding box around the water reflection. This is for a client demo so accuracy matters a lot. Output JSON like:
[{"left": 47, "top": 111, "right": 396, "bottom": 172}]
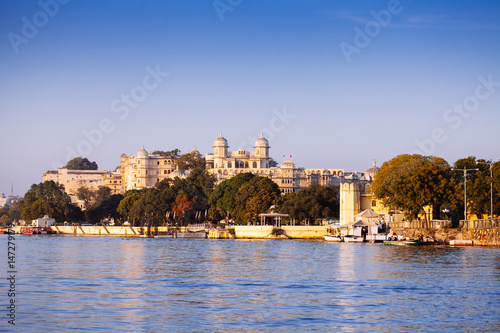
[{"left": 1, "top": 236, "right": 499, "bottom": 332}]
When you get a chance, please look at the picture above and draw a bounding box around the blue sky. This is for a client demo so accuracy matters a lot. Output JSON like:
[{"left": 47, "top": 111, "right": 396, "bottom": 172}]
[{"left": 1, "top": 0, "right": 499, "bottom": 196}]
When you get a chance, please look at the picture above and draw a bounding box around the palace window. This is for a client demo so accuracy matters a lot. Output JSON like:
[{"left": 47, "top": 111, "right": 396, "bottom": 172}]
[{"left": 253, "top": 162, "right": 257, "bottom": 168}]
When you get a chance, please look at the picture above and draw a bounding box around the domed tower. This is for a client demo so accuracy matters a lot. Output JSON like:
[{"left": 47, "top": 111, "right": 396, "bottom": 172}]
[
  {"left": 365, "top": 159, "right": 380, "bottom": 181},
  {"left": 213, "top": 132, "right": 229, "bottom": 157},
  {"left": 136, "top": 146, "right": 149, "bottom": 188},
  {"left": 212, "top": 132, "right": 229, "bottom": 169},
  {"left": 254, "top": 133, "right": 270, "bottom": 158}
]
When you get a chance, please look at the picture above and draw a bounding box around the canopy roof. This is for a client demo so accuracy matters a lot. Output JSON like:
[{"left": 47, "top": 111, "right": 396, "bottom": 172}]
[
  {"left": 355, "top": 209, "right": 380, "bottom": 218},
  {"left": 345, "top": 220, "right": 378, "bottom": 227}
]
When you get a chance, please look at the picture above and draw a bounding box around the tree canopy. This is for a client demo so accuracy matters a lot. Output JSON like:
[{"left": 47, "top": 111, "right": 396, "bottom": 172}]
[
  {"left": 208, "top": 172, "right": 256, "bottom": 222},
  {"left": 64, "top": 157, "right": 98, "bottom": 170},
  {"left": 279, "top": 184, "right": 339, "bottom": 221},
  {"left": 176, "top": 150, "right": 205, "bottom": 172},
  {"left": 232, "top": 176, "right": 281, "bottom": 223},
  {"left": 19, "top": 181, "right": 83, "bottom": 222},
  {"left": 369, "top": 154, "right": 452, "bottom": 220}
]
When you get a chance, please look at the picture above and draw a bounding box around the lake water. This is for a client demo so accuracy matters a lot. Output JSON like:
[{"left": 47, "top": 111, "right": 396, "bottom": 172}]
[{"left": 1, "top": 235, "right": 499, "bottom": 332}]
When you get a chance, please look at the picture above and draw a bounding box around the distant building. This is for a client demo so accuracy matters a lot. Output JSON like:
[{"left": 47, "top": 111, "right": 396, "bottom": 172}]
[
  {"left": 43, "top": 168, "right": 108, "bottom": 195},
  {"left": 0, "top": 193, "right": 21, "bottom": 208},
  {"left": 205, "top": 133, "right": 343, "bottom": 194},
  {"left": 102, "top": 171, "right": 122, "bottom": 195},
  {"left": 32, "top": 215, "right": 55, "bottom": 227},
  {"left": 339, "top": 160, "right": 403, "bottom": 224},
  {"left": 120, "top": 146, "right": 180, "bottom": 191}
]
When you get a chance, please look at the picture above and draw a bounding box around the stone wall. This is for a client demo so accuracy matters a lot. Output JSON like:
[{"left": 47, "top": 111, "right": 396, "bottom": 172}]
[{"left": 396, "top": 227, "right": 500, "bottom": 246}]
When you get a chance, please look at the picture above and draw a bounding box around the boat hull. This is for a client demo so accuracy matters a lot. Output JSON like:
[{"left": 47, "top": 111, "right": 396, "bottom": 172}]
[
  {"left": 383, "top": 240, "right": 419, "bottom": 246},
  {"left": 324, "top": 235, "right": 343, "bottom": 242},
  {"left": 344, "top": 236, "right": 365, "bottom": 243}
]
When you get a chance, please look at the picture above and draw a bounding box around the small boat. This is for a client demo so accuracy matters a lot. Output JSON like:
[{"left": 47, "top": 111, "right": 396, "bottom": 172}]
[
  {"left": 324, "top": 235, "right": 343, "bottom": 242},
  {"left": 383, "top": 240, "right": 419, "bottom": 246},
  {"left": 20, "top": 227, "right": 34, "bottom": 235},
  {"left": 343, "top": 236, "right": 365, "bottom": 243}
]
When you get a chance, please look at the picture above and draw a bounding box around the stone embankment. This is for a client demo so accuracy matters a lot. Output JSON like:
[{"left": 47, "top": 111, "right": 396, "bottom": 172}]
[{"left": 391, "top": 218, "right": 500, "bottom": 246}]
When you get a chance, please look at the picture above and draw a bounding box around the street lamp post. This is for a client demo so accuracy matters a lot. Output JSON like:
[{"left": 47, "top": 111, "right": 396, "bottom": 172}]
[
  {"left": 477, "top": 160, "right": 493, "bottom": 218},
  {"left": 451, "top": 167, "right": 479, "bottom": 220}
]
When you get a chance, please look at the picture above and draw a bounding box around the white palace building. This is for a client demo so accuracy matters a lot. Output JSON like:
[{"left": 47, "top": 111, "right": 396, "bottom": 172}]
[{"left": 205, "top": 133, "right": 344, "bottom": 194}]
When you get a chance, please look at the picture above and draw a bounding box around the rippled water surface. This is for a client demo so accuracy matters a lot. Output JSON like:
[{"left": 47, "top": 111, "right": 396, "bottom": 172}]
[{"left": 1, "top": 236, "right": 499, "bottom": 332}]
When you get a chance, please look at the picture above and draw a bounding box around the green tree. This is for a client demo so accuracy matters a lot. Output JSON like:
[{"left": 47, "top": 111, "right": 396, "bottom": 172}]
[
  {"left": 19, "top": 181, "right": 83, "bottom": 222},
  {"left": 117, "top": 192, "right": 145, "bottom": 218},
  {"left": 85, "top": 194, "right": 124, "bottom": 224},
  {"left": 451, "top": 157, "right": 494, "bottom": 219},
  {"left": 64, "top": 157, "right": 98, "bottom": 170},
  {"left": 208, "top": 172, "right": 255, "bottom": 222},
  {"left": 152, "top": 149, "right": 180, "bottom": 157},
  {"left": 0, "top": 214, "right": 10, "bottom": 227},
  {"left": 280, "top": 184, "right": 339, "bottom": 222},
  {"left": 76, "top": 186, "right": 95, "bottom": 208},
  {"left": 94, "top": 186, "right": 111, "bottom": 206},
  {"left": 176, "top": 150, "right": 205, "bottom": 171},
  {"left": 492, "top": 160, "right": 500, "bottom": 217},
  {"left": 233, "top": 176, "right": 281, "bottom": 223},
  {"left": 369, "top": 154, "right": 452, "bottom": 221}
]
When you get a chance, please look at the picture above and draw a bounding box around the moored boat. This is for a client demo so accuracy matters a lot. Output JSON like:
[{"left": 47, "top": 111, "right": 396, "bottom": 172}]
[
  {"left": 343, "top": 236, "right": 365, "bottom": 243},
  {"left": 324, "top": 235, "right": 343, "bottom": 242},
  {"left": 383, "top": 240, "right": 419, "bottom": 246}
]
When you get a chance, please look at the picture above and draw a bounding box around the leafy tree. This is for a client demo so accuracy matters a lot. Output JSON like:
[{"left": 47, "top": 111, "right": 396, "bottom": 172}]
[
  {"left": 94, "top": 186, "right": 111, "bottom": 206},
  {"left": 369, "top": 154, "right": 452, "bottom": 221},
  {"left": 176, "top": 150, "right": 205, "bottom": 171},
  {"left": 64, "top": 157, "right": 98, "bottom": 170},
  {"left": 152, "top": 149, "right": 180, "bottom": 157},
  {"left": 451, "top": 157, "right": 496, "bottom": 219},
  {"left": 8, "top": 201, "right": 21, "bottom": 221},
  {"left": 76, "top": 186, "right": 95, "bottom": 208},
  {"left": 172, "top": 193, "right": 195, "bottom": 226},
  {"left": 233, "top": 176, "right": 281, "bottom": 223},
  {"left": 117, "top": 193, "right": 144, "bottom": 218},
  {"left": 280, "top": 184, "right": 339, "bottom": 222},
  {"left": 19, "top": 181, "right": 83, "bottom": 222},
  {"left": 0, "top": 214, "right": 10, "bottom": 227},
  {"left": 492, "top": 160, "right": 500, "bottom": 217},
  {"left": 208, "top": 172, "right": 255, "bottom": 222},
  {"left": 85, "top": 194, "right": 124, "bottom": 224}
]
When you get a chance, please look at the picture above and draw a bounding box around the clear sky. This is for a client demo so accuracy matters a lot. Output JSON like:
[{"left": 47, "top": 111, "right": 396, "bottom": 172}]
[{"left": 1, "top": 0, "right": 499, "bottom": 196}]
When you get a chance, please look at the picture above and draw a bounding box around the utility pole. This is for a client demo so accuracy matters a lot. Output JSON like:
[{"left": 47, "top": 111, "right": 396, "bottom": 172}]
[
  {"left": 477, "top": 160, "right": 493, "bottom": 218},
  {"left": 452, "top": 168, "right": 479, "bottom": 220}
]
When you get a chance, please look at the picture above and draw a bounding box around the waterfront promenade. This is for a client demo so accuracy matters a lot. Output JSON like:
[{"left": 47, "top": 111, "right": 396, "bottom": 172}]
[{"left": 8, "top": 218, "right": 500, "bottom": 245}]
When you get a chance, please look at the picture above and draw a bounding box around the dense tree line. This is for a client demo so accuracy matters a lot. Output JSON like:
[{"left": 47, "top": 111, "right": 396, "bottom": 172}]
[
  {"left": 5, "top": 153, "right": 497, "bottom": 227},
  {"left": 64, "top": 157, "right": 98, "bottom": 170},
  {"left": 370, "top": 154, "right": 500, "bottom": 222}
]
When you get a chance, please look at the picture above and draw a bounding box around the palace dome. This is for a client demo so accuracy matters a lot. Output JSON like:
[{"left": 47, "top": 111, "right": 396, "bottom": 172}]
[
  {"left": 169, "top": 167, "right": 187, "bottom": 179},
  {"left": 214, "top": 132, "right": 228, "bottom": 147},
  {"left": 254, "top": 133, "right": 269, "bottom": 148},
  {"left": 137, "top": 146, "right": 148, "bottom": 158},
  {"left": 365, "top": 159, "right": 380, "bottom": 179}
]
